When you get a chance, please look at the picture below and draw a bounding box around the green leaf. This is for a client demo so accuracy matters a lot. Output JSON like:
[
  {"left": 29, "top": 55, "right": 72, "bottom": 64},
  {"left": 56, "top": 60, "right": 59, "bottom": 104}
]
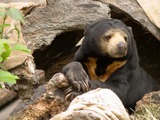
[
  {"left": 1, "top": 43, "right": 11, "bottom": 61},
  {"left": 0, "top": 41, "right": 11, "bottom": 62},
  {"left": 7, "top": 7, "right": 25, "bottom": 24},
  {"left": 0, "top": 24, "right": 10, "bottom": 28},
  {"left": 11, "top": 44, "right": 30, "bottom": 53},
  {"left": 3, "top": 42, "right": 11, "bottom": 51},
  {"left": 0, "top": 84, "right": 2, "bottom": 88},
  {"left": 0, "top": 70, "right": 19, "bottom": 84}
]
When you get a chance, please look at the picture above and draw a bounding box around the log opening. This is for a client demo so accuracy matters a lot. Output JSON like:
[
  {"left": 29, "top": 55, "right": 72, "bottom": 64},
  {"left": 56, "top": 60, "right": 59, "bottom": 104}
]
[
  {"left": 33, "top": 9, "right": 160, "bottom": 84},
  {"left": 33, "top": 29, "right": 83, "bottom": 79},
  {"left": 33, "top": 30, "right": 83, "bottom": 71}
]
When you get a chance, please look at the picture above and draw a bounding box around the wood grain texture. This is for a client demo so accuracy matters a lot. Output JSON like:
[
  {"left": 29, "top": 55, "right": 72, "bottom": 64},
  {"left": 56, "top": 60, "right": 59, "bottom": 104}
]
[
  {"left": 9, "top": 73, "right": 69, "bottom": 120},
  {"left": 22, "top": 0, "right": 111, "bottom": 52}
]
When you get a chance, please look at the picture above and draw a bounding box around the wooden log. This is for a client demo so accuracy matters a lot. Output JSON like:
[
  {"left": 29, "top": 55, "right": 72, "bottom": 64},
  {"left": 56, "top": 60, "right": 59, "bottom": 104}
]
[
  {"left": 97, "top": 0, "right": 160, "bottom": 41},
  {"left": 9, "top": 73, "right": 131, "bottom": 120},
  {"left": 0, "top": 89, "right": 18, "bottom": 108},
  {"left": 9, "top": 73, "right": 70, "bottom": 120},
  {"left": 22, "top": 0, "right": 111, "bottom": 52}
]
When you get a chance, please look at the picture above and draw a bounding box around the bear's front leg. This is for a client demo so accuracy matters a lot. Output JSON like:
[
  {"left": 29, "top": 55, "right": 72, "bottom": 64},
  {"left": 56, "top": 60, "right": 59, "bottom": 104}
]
[{"left": 62, "top": 61, "right": 90, "bottom": 100}]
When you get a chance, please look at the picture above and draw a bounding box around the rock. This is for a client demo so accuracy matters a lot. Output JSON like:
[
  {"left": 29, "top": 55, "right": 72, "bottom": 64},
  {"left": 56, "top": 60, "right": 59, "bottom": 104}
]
[
  {"left": 0, "top": 2, "right": 45, "bottom": 100},
  {"left": 6, "top": 57, "right": 39, "bottom": 100}
]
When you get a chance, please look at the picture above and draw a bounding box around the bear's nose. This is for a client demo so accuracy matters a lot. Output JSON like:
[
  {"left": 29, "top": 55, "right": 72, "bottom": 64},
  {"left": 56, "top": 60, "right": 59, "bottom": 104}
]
[{"left": 117, "top": 42, "right": 127, "bottom": 53}]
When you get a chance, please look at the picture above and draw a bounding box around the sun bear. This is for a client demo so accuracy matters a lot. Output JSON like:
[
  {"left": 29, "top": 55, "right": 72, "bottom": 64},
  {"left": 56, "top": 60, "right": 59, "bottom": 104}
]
[{"left": 62, "top": 19, "right": 159, "bottom": 112}]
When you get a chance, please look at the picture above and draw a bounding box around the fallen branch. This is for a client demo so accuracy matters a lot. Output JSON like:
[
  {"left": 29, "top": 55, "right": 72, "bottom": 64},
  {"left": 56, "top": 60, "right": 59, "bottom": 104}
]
[
  {"left": 9, "top": 73, "right": 130, "bottom": 120},
  {"left": 9, "top": 73, "right": 70, "bottom": 120}
]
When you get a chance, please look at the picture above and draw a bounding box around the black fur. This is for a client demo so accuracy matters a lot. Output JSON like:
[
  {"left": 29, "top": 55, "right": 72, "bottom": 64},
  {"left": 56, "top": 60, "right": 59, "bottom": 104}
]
[{"left": 62, "top": 19, "right": 159, "bottom": 112}]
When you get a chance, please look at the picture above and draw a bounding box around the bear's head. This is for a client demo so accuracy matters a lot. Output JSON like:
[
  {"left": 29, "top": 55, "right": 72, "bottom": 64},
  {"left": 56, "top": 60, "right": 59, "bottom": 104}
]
[{"left": 84, "top": 19, "right": 133, "bottom": 58}]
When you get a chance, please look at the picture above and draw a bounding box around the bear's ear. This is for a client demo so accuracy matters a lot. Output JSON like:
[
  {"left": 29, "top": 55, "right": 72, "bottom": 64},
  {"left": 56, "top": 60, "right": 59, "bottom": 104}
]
[
  {"left": 84, "top": 21, "right": 99, "bottom": 36},
  {"left": 127, "top": 26, "right": 135, "bottom": 39},
  {"left": 127, "top": 27, "right": 133, "bottom": 34}
]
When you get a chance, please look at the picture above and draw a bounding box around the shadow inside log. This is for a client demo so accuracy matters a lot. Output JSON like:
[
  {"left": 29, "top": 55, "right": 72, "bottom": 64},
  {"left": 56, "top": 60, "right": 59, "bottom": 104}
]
[{"left": 33, "top": 30, "right": 83, "bottom": 80}]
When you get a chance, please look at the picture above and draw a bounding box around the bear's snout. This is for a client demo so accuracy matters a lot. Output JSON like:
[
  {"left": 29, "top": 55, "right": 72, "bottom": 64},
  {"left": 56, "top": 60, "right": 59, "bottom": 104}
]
[{"left": 117, "top": 42, "right": 127, "bottom": 54}]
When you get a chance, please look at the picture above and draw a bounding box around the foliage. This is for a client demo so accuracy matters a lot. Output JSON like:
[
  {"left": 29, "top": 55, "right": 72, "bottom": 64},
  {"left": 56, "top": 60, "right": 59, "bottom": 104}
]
[{"left": 0, "top": 7, "right": 30, "bottom": 88}]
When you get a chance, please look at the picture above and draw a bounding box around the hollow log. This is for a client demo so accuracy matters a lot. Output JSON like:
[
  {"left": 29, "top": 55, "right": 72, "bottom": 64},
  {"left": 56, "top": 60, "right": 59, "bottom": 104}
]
[
  {"left": 24, "top": 0, "right": 160, "bottom": 85},
  {"left": 9, "top": 0, "right": 160, "bottom": 119},
  {"left": 23, "top": 0, "right": 111, "bottom": 52}
]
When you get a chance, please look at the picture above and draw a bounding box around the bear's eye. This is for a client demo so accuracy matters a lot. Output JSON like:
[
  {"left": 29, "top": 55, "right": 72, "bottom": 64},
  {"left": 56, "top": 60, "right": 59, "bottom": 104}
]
[
  {"left": 103, "top": 35, "right": 112, "bottom": 41},
  {"left": 124, "top": 36, "right": 127, "bottom": 41}
]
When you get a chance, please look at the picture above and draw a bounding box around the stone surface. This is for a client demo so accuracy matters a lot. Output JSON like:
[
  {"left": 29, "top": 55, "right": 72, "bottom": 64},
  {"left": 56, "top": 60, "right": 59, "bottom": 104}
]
[
  {"left": 7, "top": 57, "right": 39, "bottom": 100},
  {"left": 0, "top": 2, "right": 41, "bottom": 101}
]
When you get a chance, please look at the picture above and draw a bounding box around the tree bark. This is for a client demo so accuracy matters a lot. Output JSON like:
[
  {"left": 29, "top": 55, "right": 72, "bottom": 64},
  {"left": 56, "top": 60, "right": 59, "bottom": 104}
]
[
  {"left": 9, "top": 73, "right": 70, "bottom": 120},
  {"left": 0, "top": 89, "right": 18, "bottom": 108}
]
